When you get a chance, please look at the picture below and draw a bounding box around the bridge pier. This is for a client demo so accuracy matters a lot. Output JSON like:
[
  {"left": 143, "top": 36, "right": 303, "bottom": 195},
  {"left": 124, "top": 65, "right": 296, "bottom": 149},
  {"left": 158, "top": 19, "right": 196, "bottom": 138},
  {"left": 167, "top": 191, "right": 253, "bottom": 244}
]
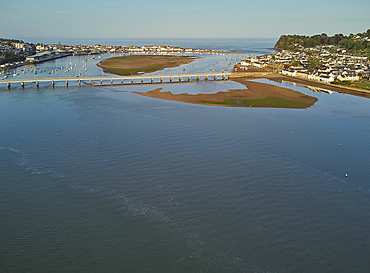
[
  {"left": 170, "top": 77, "right": 172, "bottom": 83},
  {"left": 205, "top": 76, "right": 208, "bottom": 81},
  {"left": 21, "top": 82, "right": 24, "bottom": 88},
  {"left": 66, "top": 80, "right": 68, "bottom": 87},
  {"left": 111, "top": 79, "right": 113, "bottom": 85},
  {"left": 197, "top": 76, "right": 199, "bottom": 81},
  {"left": 79, "top": 80, "right": 81, "bottom": 86},
  {"left": 7, "top": 82, "right": 10, "bottom": 89},
  {"left": 151, "top": 78, "right": 153, "bottom": 84},
  {"left": 36, "top": 81, "right": 39, "bottom": 87},
  {"left": 214, "top": 75, "right": 217, "bottom": 81},
  {"left": 160, "top": 77, "right": 163, "bottom": 83},
  {"left": 131, "top": 79, "right": 134, "bottom": 85},
  {"left": 141, "top": 78, "right": 143, "bottom": 84},
  {"left": 222, "top": 75, "right": 225, "bottom": 80},
  {"left": 52, "top": 80, "right": 54, "bottom": 87},
  {"left": 188, "top": 76, "right": 190, "bottom": 82},
  {"left": 121, "top": 79, "right": 123, "bottom": 85},
  {"left": 100, "top": 80, "right": 102, "bottom": 86},
  {"left": 179, "top": 77, "right": 181, "bottom": 82},
  {"left": 89, "top": 80, "right": 91, "bottom": 84}
]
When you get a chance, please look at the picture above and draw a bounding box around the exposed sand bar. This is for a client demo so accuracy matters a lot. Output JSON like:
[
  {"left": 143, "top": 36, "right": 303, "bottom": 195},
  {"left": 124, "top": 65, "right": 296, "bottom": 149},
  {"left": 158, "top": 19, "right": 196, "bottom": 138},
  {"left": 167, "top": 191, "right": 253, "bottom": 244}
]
[
  {"left": 97, "top": 55, "right": 194, "bottom": 76},
  {"left": 133, "top": 80, "right": 318, "bottom": 108}
]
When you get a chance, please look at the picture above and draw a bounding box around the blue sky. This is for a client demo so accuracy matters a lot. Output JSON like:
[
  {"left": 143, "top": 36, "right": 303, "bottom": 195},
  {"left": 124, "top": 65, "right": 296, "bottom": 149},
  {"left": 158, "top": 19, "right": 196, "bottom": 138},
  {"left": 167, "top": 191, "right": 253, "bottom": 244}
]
[{"left": 1, "top": 0, "right": 369, "bottom": 39}]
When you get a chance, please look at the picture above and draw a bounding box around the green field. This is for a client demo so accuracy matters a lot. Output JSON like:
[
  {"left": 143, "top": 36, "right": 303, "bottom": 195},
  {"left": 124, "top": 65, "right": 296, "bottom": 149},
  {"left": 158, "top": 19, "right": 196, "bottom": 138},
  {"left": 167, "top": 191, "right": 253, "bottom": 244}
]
[
  {"left": 202, "top": 96, "right": 313, "bottom": 108},
  {"left": 354, "top": 81, "right": 370, "bottom": 90},
  {"left": 331, "top": 80, "right": 370, "bottom": 90}
]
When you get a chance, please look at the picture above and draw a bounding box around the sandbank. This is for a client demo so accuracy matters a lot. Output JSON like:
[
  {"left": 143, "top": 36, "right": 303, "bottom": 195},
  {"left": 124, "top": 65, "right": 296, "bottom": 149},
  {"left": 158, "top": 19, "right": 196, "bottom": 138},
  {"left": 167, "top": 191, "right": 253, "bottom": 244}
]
[
  {"left": 132, "top": 80, "right": 318, "bottom": 108},
  {"left": 97, "top": 55, "right": 194, "bottom": 76}
]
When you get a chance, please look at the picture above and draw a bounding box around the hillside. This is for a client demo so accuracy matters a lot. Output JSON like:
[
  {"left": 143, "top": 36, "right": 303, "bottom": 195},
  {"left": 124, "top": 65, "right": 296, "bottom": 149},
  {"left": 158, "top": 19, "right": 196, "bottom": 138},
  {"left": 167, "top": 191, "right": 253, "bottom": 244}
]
[{"left": 274, "top": 29, "right": 370, "bottom": 58}]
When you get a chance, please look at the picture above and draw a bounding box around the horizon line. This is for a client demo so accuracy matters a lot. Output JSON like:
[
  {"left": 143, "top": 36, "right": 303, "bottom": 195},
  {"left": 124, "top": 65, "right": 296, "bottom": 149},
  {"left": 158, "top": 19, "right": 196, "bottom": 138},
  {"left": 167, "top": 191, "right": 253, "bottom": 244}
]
[{"left": 5, "top": 37, "right": 279, "bottom": 40}]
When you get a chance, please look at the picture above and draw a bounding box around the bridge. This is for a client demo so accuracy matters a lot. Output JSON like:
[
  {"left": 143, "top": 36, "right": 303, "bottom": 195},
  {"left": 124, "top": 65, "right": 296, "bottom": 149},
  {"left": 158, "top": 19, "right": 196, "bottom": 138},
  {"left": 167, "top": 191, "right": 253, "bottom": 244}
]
[{"left": 1, "top": 72, "right": 231, "bottom": 88}]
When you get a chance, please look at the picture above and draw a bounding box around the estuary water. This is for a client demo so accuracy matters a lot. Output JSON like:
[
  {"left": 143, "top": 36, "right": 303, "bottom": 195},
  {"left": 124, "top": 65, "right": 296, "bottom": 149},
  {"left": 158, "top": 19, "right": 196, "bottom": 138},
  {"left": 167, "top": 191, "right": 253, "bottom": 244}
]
[{"left": 1, "top": 39, "right": 370, "bottom": 273}]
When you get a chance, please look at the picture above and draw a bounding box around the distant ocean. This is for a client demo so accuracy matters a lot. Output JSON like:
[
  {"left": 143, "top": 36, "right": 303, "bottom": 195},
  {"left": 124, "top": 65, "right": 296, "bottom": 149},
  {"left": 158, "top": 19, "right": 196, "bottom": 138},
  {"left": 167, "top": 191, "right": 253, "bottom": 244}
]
[
  {"left": 22, "top": 37, "right": 278, "bottom": 54},
  {"left": 1, "top": 38, "right": 370, "bottom": 273}
]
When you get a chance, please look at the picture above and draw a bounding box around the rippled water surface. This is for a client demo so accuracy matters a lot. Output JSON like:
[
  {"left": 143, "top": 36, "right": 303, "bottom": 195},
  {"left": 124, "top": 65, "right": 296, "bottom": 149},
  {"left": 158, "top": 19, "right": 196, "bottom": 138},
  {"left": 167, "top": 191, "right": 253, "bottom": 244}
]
[{"left": 1, "top": 39, "right": 370, "bottom": 273}]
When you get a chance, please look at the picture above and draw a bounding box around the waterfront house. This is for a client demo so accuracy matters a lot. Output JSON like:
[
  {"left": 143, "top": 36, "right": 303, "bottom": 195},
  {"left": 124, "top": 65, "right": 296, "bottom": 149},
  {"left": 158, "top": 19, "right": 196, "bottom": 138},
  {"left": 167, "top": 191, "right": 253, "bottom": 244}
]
[
  {"left": 296, "top": 71, "right": 309, "bottom": 79},
  {"left": 318, "top": 74, "right": 335, "bottom": 83}
]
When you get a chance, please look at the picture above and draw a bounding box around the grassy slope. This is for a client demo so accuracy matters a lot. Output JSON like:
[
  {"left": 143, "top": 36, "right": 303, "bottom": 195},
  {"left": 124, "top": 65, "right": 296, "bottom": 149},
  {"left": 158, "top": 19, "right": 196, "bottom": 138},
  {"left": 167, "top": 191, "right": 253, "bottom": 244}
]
[
  {"left": 353, "top": 82, "right": 370, "bottom": 90},
  {"left": 332, "top": 80, "right": 370, "bottom": 91}
]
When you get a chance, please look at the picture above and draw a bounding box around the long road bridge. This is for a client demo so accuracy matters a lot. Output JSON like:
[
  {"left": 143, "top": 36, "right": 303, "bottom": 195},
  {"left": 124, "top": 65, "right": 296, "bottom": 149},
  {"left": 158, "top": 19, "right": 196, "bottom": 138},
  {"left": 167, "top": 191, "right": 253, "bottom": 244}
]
[{"left": 1, "top": 72, "right": 231, "bottom": 88}]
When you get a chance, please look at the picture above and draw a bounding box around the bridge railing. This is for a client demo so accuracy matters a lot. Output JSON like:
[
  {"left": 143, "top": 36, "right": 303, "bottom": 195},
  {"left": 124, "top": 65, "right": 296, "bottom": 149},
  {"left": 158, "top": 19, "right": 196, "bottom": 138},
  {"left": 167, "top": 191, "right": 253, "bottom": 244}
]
[{"left": 0, "top": 73, "right": 231, "bottom": 88}]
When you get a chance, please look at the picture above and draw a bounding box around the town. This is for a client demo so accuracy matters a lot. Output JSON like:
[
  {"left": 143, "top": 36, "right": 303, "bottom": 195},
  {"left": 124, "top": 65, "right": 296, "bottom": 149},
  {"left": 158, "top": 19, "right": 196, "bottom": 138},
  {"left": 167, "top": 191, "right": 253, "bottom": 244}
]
[
  {"left": 0, "top": 38, "right": 231, "bottom": 70},
  {"left": 236, "top": 42, "right": 370, "bottom": 90}
]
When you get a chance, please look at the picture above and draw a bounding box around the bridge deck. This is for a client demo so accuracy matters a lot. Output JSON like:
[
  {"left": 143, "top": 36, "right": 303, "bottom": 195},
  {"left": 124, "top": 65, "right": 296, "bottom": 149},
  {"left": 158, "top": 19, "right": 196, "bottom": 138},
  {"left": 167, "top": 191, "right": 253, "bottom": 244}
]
[{"left": 2, "top": 72, "right": 231, "bottom": 84}]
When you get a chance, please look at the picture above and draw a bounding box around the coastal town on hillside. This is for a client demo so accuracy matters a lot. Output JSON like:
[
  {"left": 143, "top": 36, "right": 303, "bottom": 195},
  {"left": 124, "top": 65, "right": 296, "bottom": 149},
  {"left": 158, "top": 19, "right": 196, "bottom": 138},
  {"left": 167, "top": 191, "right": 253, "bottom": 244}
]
[
  {"left": 0, "top": 39, "right": 228, "bottom": 70},
  {"left": 235, "top": 45, "right": 370, "bottom": 84},
  {"left": 235, "top": 30, "right": 370, "bottom": 88}
]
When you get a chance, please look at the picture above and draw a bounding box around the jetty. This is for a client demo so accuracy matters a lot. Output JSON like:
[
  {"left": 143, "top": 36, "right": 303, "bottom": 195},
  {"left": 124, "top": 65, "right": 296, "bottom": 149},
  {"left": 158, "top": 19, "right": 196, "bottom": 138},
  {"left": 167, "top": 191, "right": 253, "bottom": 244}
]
[
  {"left": 307, "top": 85, "right": 333, "bottom": 95},
  {"left": 1, "top": 72, "right": 231, "bottom": 88}
]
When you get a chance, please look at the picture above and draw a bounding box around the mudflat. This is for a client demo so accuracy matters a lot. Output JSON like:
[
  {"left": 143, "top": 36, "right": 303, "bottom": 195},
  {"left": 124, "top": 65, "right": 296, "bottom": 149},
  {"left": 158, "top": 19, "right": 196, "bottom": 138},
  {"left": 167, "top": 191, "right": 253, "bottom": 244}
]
[
  {"left": 133, "top": 80, "right": 318, "bottom": 108},
  {"left": 97, "top": 55, "right": 194, "bottom": 76}
]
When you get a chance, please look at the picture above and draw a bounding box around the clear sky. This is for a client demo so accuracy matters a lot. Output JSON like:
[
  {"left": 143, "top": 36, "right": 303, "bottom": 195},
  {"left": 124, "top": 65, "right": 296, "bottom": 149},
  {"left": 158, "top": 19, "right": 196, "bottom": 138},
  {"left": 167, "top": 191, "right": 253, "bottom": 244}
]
[{"left": 1, "top": 0, "right": 369, "bottom": 39}]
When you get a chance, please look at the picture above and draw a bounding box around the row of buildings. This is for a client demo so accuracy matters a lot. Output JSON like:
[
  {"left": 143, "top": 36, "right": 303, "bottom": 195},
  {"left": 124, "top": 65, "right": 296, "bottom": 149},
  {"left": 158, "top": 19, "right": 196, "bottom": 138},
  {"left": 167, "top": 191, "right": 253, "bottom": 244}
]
[
  {"left": 238, "top": 45, "right": 370, "bottom": 83},
  {"left": 1, "top": 40, "right": 225, "bottom": 67},
  {"left": 33, "top": 43, "right": 220, "bottom": 54},
  {"left": 1, "top": 41, "right": 34, "bottom": 55},
  {"left": 25, "top": 44, "right": 221, "bottom": 63},
  {"left": 0, "top": 40, "right": 35, "bottom": 69}
]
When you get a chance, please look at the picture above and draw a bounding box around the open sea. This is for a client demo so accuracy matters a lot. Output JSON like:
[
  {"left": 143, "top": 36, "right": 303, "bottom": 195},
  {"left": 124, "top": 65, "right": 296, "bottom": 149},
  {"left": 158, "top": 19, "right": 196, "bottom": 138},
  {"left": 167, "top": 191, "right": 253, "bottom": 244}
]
[{"left": 1, "top": 38, "right": 370, "bottom": 273}]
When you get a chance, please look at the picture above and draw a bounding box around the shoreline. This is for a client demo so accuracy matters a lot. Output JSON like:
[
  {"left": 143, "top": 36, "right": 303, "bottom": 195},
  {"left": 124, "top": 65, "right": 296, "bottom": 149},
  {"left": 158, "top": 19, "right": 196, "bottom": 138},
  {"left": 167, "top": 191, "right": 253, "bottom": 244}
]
[{"left": 230, "top": 71, "right": 370, "bottom": 99}]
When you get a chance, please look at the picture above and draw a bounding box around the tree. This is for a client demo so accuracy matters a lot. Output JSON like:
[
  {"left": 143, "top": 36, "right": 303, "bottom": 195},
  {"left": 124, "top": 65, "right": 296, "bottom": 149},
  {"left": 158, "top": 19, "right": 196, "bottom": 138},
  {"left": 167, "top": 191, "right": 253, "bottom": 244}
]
[
  {"left": 320, "top": 33, "right": 328, "bottom": 44},
  {"left": 0, "top": 51, "right": 18, "bottom": 65},
  {"left": 290, "top": 60, "right": 302, "bottom": 66},
  {"left": 307, "top": 57, "right": 322, "bottom": 69},
  {"left": 334, "top": 34, "right": 344, "bottom": 44}
]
